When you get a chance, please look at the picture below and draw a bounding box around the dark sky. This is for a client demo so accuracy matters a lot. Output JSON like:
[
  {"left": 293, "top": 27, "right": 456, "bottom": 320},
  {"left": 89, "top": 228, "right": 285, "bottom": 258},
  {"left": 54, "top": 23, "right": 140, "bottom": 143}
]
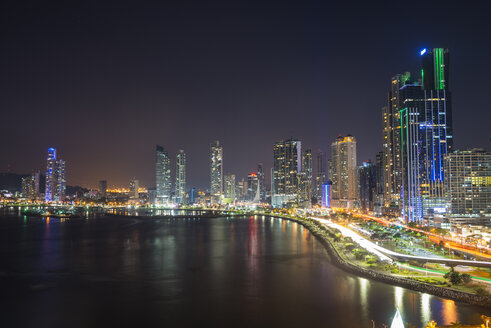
[{"left": 1, "top": 0, "right": 490, "bottom": 189}]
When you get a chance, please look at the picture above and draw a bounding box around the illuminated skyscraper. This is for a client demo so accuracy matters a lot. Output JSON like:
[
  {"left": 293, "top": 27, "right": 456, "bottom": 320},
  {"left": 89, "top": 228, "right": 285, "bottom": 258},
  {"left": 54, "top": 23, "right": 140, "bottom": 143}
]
[
  {"left": 129, "top": 179, "right": 139, "bottom": 199},
  {"left": 358, "top": 161, "right": 377, "bottom": 212},
  {"left": 381, "top": 72, "right": 410, "bottom": 214},
  {"left": 247, "top": 173, "right": 260, "bottom": 202},
  {"left": 175, "top": 149, "right": 186, "bottom": 204},
  {"left": 223, "top": 174, "right": 235, "bottom": 202},
  {"left": 210, "top": 141, "right": 223, "bottom": 202},
  {"left": 272, "top": 139, "right": 301, "bottom": 207},
  {"left": 257, "top": 163, "right": 265, "bottom": 202},
  {"left": 45, "top": 148, "right": 66, "bottom": 202},
  {"left": 329, "top": 135, "right": 357, "bottom": 208},
  {"left": 155, "top": 145, "right": 171, "bottom": 204},
  {"left": 400, "top": 48, "right": 453, "bottom": 222},
  {"left": 314, "top": 150, "right": 327, "bottom": 203}
]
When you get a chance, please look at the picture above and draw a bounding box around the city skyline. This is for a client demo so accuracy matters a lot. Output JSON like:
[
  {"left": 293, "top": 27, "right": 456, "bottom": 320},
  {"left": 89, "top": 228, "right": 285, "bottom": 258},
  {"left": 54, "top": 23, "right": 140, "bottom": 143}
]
[{"left": 2, "top": 2, "right": 491, "bottom": 189}]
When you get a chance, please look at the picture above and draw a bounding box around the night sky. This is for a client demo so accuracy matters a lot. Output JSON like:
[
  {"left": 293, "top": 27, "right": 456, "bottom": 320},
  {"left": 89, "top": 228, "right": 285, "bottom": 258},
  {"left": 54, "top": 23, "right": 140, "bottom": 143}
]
[{"left": 2, "top": 1, "right": 490, "bottom": 189}]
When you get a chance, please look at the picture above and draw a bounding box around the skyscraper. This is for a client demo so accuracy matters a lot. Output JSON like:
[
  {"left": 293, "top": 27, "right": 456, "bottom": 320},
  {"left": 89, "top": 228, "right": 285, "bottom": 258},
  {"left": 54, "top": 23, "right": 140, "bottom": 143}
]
[
  {"left": 314, "top": 150, "right": 327, "bottom": 203},
  {"left": 223, "top": 174, "right": 236, "bottom": 203},
  {"left": 129, "top": 179, "right": 139, "bottom": 199},
  {"left": 175, "top": 149, "right": 186, "bottom": 204},
  {"left": 247, "top": 173, "right": 260, "bottom": 202},
  {"left": 155, "top": 145, "right": 171, "bottom": 204},
  {"left": 329, "top": 135, "right": 357, "bottom": 208},
  {"left": 358, "top": 161, "right": 377, "bottom": 212},
  {"left": 257, "top": 163, "right": 265, "bottom": 202},
  {"left": 210, "top": 141, "right": 223, "bottom": 202},
  {"left": 272, "top": 139, "right": 301, "bottom": 208},
  {"left": 381, "top": 72, "right": 411, "bottom": 215},
  {"left": 99, "top": 180, "right": 107, "bottom": 197},
  {"left": 400, "top": 48, "right": 453, "bottom": 222},
  {"left": 301, "top": 148, "right": 313, "bottom": 206},
  {"left": 45, "top": 148, "right": 66, "bottom": 202}
]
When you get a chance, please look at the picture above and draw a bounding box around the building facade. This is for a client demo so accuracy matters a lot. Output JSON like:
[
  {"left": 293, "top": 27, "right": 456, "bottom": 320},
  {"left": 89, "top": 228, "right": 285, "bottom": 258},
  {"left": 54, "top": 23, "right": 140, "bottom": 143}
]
[
  {"left": 223, "top": 174, "right": 236, "bottom": 203},
  {"left": 155, "top": 145, "right": 171, "bottom": 204},
  {"left": 400, "top": 48, "right": 453, "bottom": 222},
  {"left": 45, "top": 148, "right": 66, "bottom": 202},
  {"left": 445, "top": 149, "right": 490, "bottom": 217},
  {"left": 358, "top": 161, "right": 377, "bottom": 212},
  {"left": 272, "top": 139, "right": 302, "bottom": 207},
  {"left": 175, "top": 149, "right": 186, "bottom": 204},
  {"left": 314, "top": 150, "right": 327, "bottom": 203},
  {"left": 329, "top": 135, "right": 357, "bottom": 208},
  {"left": 210, "top": 141, "right": 223, "bottom": 202}
]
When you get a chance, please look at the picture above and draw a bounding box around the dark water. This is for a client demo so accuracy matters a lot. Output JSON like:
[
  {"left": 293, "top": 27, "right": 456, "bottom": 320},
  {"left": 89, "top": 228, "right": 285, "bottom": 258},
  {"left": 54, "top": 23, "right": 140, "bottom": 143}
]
[{"left": 0, "top": 214, "right": 489, "bottom": 328}]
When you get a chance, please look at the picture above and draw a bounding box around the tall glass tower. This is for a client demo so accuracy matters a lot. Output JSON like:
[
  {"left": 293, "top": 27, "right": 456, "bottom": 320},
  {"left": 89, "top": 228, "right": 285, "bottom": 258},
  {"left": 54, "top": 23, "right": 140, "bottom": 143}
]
[
  {"left": 45, "top": 148, "right": 66, "bottom": 202},
  {"left": 155, "top": 145, "right": 171, "bottom": 204},
  {"left": 210, "top": 141, "right": 223, "bottom": 202},
  {"left": 175, "top": 149, "right": 186, "bottom": 204},
  {"left": 400, "top": 48, "right": 453, "bottom": 222}
]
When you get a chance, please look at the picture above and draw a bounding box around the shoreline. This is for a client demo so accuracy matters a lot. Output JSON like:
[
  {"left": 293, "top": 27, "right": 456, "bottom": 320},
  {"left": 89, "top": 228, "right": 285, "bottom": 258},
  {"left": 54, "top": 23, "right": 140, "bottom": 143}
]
[{"left": 261, "top": 213, "right": 491, "bottom": 308}]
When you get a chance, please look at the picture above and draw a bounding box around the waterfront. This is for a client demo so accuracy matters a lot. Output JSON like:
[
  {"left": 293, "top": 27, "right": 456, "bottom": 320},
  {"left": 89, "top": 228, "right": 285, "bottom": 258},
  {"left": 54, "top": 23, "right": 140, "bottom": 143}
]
[{"left": 0, "top": 213, "right": 489, "bottom": 327}]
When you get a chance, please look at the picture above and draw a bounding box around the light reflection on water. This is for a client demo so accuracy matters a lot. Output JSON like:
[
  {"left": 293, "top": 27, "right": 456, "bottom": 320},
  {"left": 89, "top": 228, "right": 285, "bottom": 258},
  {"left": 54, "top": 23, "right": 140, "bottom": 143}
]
[{"left": 0, "top": 213, "right": 488, "bottom": 328}]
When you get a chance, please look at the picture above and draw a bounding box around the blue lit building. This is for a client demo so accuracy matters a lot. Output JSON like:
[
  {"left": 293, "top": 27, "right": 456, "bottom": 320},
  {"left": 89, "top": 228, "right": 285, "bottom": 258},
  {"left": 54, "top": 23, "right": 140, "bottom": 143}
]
[
  {"left": 45, "top": 148, "right": 66, "bottom": 202},
  {"left": 400, "top": 48, "right": 453, "bottom": 222}
]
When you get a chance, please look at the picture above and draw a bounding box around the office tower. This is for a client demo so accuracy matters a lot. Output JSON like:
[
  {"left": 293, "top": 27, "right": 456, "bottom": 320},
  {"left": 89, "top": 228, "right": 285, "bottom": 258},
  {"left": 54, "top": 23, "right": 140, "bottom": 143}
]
[
  {"left": 445, "top": 149, "right": 490, "bottom": 218},
  {"left": 247, "top": 173, "right": 260, "bottom": 202},
  {"left": 189, "top": 187, "right": 198, "bottom": 204},
  {"left": 272, "top": 139, "right": 302, "bottom": 207},
  {"left": 210, "top": 141, "right": 223, "bottom": 202},
  {"left": 314, "top": 151, "right": 327, "bottom": 203},
  {"left": 129, "top": 179, "right": 139, "bottom": 199},
  {"left": 374, "top": 152, "right": 384, "bottom": 215},
  {"left": 399, "top": 48, "right": 453, "bottom": 222},
  {"left": 21, "top": 176, "right": 34, "bottom": 199},
  {"left": 223, "top": 174, "right": 236, "bottom": 203},
  {"left": 175, "top": 150, "right": 186, "bottom": 204},
  {"left": 45, "top": 148, "right": 66, "bottom": 202},
  {"left": 99, "top": 180, "right": 107, "bottom": 197},
  {"left": 155, "top": 145, "right": 171, "bottom": 204},
  {"left": 329, "top": 135, "right": 357, "bottom": 208},
  {"left": 358, "top": 161, "right": 377, "bottom": 212},
  {"left": 236, "top": 178, "right": 247, "bottom": 201},
  {"left": 301, "top": 148, "right": 312, "bottom": 205},
  {"left": 381, "top": 72, "right": 411, "bottom": 214},
  {"left": 257, "top": 163, "right": 265, "bottom": 202}
]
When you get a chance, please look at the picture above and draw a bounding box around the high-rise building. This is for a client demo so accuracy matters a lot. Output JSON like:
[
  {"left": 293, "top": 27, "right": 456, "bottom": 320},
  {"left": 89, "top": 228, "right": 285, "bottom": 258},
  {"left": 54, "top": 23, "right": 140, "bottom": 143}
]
[
  {"left": 99, "top": 180, "right": 107, "bottom": 197},
  {"left": 314, "top": 150, "right": 327, "bottom": 203},
  {"left": 257, "top": 163, "right": 265, "bottom": 202},
  {"left": 129, "top": 179, "right": 139, "bottom": 199},
  {"left": 175, "top": 150, "right": 186, "bottom": 204},
  {"left": 45, "top": 148, "right": 66, "bottom": 202},
  {"left": 445, "top": 149, "right": 490, "bottom": 217},
  {"left": 329, "top": 135, "right": 357, "bottom": 208},
  {"left": 272, "top": 139, "right": 302, "bottom": 207},
  {"left": 399, "top": 48, "right": 453, "bottom": 222},
  {"left": 302, "top": 148, "right": 313, "bottom": 206},
  {"left": 189, "top": 187, "right": 198, "bottom": 204},
  {"left": 236, "top": 178, "right": 247, "bottom": 201},
  {"left": 155, "top": 145, "right": 171, "bottom": 204},
  {"left": 247, "top": 173, "right": 260, "bottom": 202},
  {"left": 223, "top": 174, "right": 236, "bottom": 203},
  {"left": 358, "top": 161, "right": 377, "bottom": 212},
  {"left": 210, "top": 141, "right": 223, "bottom": 202},
  {"left": 381, "top": 72, "right": 411, "bottom": 214}
]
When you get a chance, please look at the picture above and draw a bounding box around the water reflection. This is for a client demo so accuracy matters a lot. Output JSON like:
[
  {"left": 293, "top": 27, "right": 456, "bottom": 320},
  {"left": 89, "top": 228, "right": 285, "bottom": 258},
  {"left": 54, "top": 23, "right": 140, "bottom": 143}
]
[{"left": 0, "top": 213, "right": 488, "bottom": 328}]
